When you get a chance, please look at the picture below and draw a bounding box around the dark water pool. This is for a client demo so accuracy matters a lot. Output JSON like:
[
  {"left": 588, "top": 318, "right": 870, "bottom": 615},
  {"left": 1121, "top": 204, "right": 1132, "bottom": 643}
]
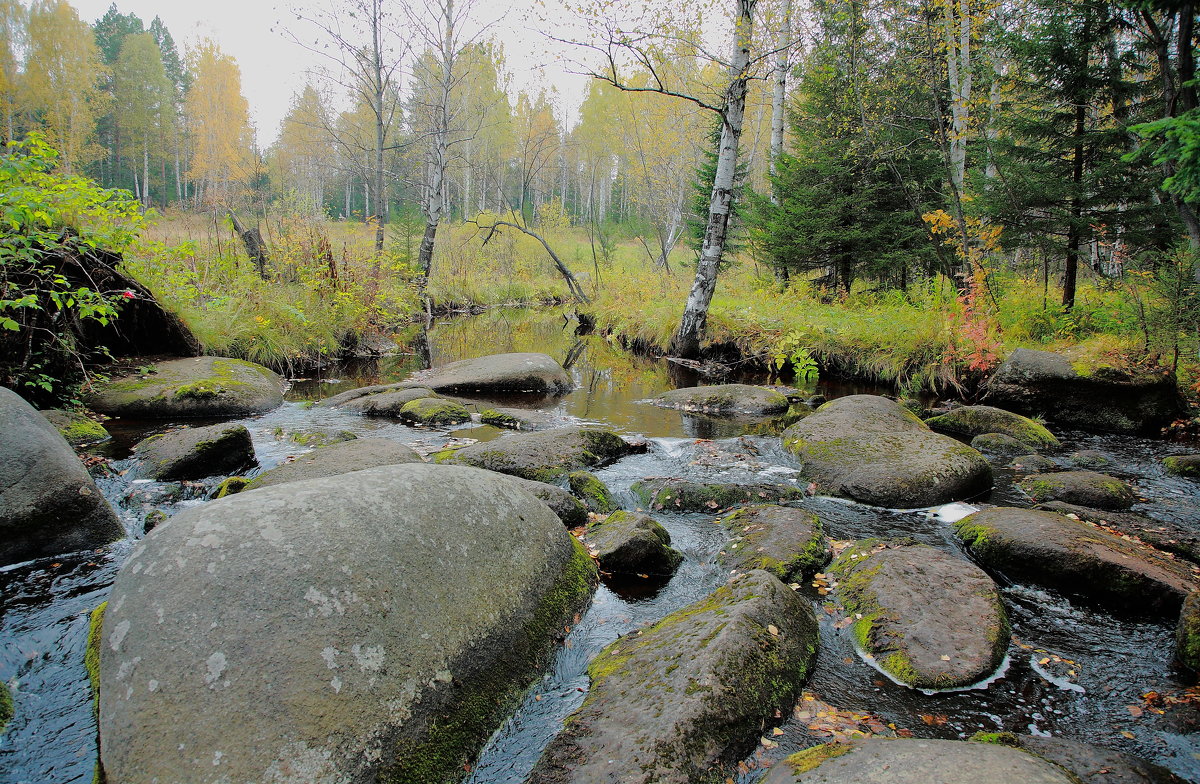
[{"left": 2, "top": 307, "right": 1198, "bottom": 783}]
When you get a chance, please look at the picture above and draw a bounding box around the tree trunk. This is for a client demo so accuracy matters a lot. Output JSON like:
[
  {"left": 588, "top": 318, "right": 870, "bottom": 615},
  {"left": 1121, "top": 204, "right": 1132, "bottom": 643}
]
[
  {"left": 417, "top": 220, "right": 438, "bottom": 281},
  {"left": 229, "top": 211, "right": 270, "bottom": 279},
  {"left": 668, "top": 0, "right": 756, "bottom": 359},
  {"left": 1063, "top": 104, "right": 1086, "bottom": 310}
]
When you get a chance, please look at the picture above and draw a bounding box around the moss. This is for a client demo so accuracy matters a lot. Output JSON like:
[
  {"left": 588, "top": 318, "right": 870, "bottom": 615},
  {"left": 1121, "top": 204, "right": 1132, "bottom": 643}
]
[
  {"left": 51, "top": 411, "right": 110, "bottom": 446},
  {"left": 1164, "top": 456, "right": 1200, "bottom": 478},
  {"left": 215, "top": 476, "right": 250, "bottom": 498},
  {"left": 568, "top": 471, "right": 618, "bottom": 514},
  {"left": 969, "top": 731, "right": 1022, "bottom": 747},
  {"left": 400, "top": 398, "right": 471, "bottom": 425},
  {"left": 430, "top": 448, "right": 461, "bottom": 464},
  {"left": 381, "top": 537, "right": 596, "bottom": 784},
  {"left": 86, "top": 602, "right": 106, "bottom": 715},
  {"left": 479, "top": 409, "right": 521, "bottom": 429},
  {"left": 953, "top": 516, "right": 995, "bottom": 552},
  {"left": 1177, "top": 595, "right": 1200, "bottom": 671},
  {"left": 0, "top": 679, "right": 12, "bottom": 734},
  {"left": 784, "top": 742, "right": 855, "bottom": 774}
]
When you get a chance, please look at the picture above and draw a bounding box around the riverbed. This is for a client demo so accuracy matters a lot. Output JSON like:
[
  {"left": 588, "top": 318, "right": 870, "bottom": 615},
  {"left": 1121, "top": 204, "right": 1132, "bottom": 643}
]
[{"left": 2, "top": 307, "right": 1198, "bottom": 783}]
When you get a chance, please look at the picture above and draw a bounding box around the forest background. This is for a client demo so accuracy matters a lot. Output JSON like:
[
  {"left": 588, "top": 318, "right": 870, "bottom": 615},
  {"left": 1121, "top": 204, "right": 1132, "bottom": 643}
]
[{"left": 1, "top": 0, "right": 1199, "bottom": 416}]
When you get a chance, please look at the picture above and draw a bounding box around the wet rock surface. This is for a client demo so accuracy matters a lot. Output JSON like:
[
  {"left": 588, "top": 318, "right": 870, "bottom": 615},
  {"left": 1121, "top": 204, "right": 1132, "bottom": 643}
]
[
  {"left": 717, "top": 505, "right": 830, "bottom": 582},
  {"left": 0, "top": 386, "right": 123, "bottom": 566},
  {"left": 1036, "top": 501, "right": 1200, "bottom": 565},
  {"left": 1008, "top": 734, "right": 1190, "bottom": 784},
  {"left": 437, "top": 426, "right": 636, "bottom": 482},
  {"left": 955, "top": 507, "right": 1198, "bottom": 615},
  {"left": 242, "top": 438, "right": 424, "bottom": 491},
  {"left": 98, "top": 464, "right": 596, "bottom": 784},
  {"left": 782, "top": 395, "right": 992, "bottom": 508},
  {"left": 632, "top": 477, "right": 805, "bottom": 512},
  {"left": 643, "top": 384, "right": 790, "bottom": 417},
  {"left": 132, "top": 423, "right": 256, "bottom": 481},
  {"left": 829, "top": 541, "right": 1009, "bottom": 690},
  {"left": 585, "top": 511, "right": 682, "bottom": 576},
  {"left": 86, "top": 356, "right": 284, "bottom": 419},
  {"left": 1019, "top": 470, "right": 1137, "bottom": 510},
  {"left": 329, "top": 386, "right": 438, "bottom": 416},
  {"left": 925, "top": 404, "right": 1060, "bottom": 450},
  {"left": 527, "top": 570, "right": 818, "bottom": 784},
  {"left": 409, "top": 352, "right": 572, "bottom": 395}
]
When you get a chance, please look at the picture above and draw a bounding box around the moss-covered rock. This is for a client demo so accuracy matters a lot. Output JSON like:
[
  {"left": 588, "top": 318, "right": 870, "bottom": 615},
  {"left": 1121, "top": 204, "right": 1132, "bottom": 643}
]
[
  {"left": 955, "top": 507, "right": 1197, "bottom": 615},
  {"left": 0, "top": 678, "right": 12, "bottom": 734},
  {"left": 585, "top": 511, "right": 682, "bottom": 576},
  {"left": 1067, "top": 450, "right": 1112, "bottom": 469},
  {"left": 408, "top": 352, "right": 573, "bottom": 395},
  {"left": 1009, "top": 454, "right": 1059, "bottom": 474},
  {"left": 1164, "top": 454, "right": 1200, "bottom": 478},
  {"left": 244, "top": 438, "right": 423, "bottom": 492},
  {"left": 86, "top": 602, "right": 105, "bottom": 714},
  {"left": 781, "top": 395, "right": 993, "bottom": 508},
  {"left": 272, "top": 427, "right": 357, "bottom": 447},
  {"left": 141, "top": 509, "right": 168, "bottom": 533},
  {"left": 132, "top": 423, "right": 257, "bottom": 481},
  {"left": 760, "top": 738, "right": 1075, "bottom": 783},
  {"left": 213, "top": 476, "right": 250, "bottom": 498},
  {"left": 567, "top": 470, "right": 618, "bottom": 514},
  {"left": 971, "top": 432, "right": 1038, "bottom": 457},
  {"left": 438, "top": 426, "right": 636, "bottom": 482},
  {"left": 324, "top": 385, "right": 438, "bottom": 416},
  {"left": 504, "top": 475, "right": 589, "bottom": 528},
  {"left": 98, "top": 464, "right": 596, "bottom": 784},
  {"left": 1177, "top": 592, "right": 1200, "bottom": 672},
  {"left": 631, "top": 478, "right": 805, "bottom": 512},
  {"left": 399, "top": 396, "right": 471, "bottom": 426},
  {"left": 40, "top": 408, "right": 110, "bottom": 447},
  {"left": 925, "top": 405, "right": 1059, "bottom": 450},
  {"left": 982, "top": 347, "right": 1184, "bottom": 434},
  {"left": 717, "top": 505, "right": 830, "bottom": 581},
  {"left": 1018, "top": 470, "right": 1136, "bottom": 511},
  {"left": 829, "top": 540, "right": 1009, "bottom": 690},
  {"left": 643, "top": 384, "right": 790, "bottom": 418},
  {"left": 86, "top": 356, "right": 284, "bottom": 419},
  {"left": 527, "top": 570, "right": 819, "bottom": 784}
]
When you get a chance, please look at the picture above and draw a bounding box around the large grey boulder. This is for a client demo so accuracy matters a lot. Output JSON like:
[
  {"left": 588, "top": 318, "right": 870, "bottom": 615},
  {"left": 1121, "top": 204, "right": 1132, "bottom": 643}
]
[
  {"left": 242, "top": 438, "right": 424, "bottom": 491},
  {"left": 1019, "top": 470, "right": 1136, "bottom": 510},
  {"left": 762, "top": 738, "right": 1075, "bottom": 783},
  {"left": 86, "top": 356, "right": 284, "bottom": 418},
  {"left": 410, "top": 352, "right": 572, "bottom": 395},
  {"left": 436, "top": 426, "right": 636, "bottom": 482},
  {"left": 97, "top": 464, "right": 596, "bottom": 784},
  {"left": 0, "top": 387, "right": 123, "bottom": 565},
  {"left": 984, "top": 734, "right": 1190, "bottom": 784},
  {"left": 632, "top": 478, "right": 805, "bottom": 512},
  {"left": 585, "top": 511, "right": 682, "bottom": 576},
  {"left": 782, "top": 395, "right": 992, "bottom": 508},
  {"left": 329, "top": 386, "right": 438, "bottom": 416},
  {"left": 642, "top": 384, "right": 789, "bottom": 417},
  {"left": 981, "top": 347, "right": 1184, "bottom": 434},
  {"left": 924, "top": 405, "right": 1060, "bottom": 450},
  {"left": 133, "top": 423, "right": 256, "bottom": 481},
  {"left": 955, "top": 507, "right": 1198, "bottom": 614},
  {"left": 528, "top": 570, "right": 818, "bottom": 784},
  {"left": 717, "top": 505, "right": 830, "bottom": 582},
  {"left": 829, "top": 541, "right": 1008, "bottom": 690}
]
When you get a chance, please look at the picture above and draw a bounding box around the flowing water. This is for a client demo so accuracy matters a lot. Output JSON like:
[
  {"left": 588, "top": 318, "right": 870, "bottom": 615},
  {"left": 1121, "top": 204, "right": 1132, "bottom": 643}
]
[{"left": 2, "top": 307, "right": 1199, "bottom": 783}]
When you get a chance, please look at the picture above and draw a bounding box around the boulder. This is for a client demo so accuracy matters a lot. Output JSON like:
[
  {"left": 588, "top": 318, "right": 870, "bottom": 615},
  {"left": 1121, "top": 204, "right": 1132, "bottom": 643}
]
[
  {"left": 506, "top": 477, "right": 589, "bottom": 528},
  {"left": 272, "top": 427, "right": 357, "bottom": 447},
  {"left": 975, "top": 733, "right": 1191, "bottom": 784},
  {"left": 1164, "top": 454, "right": 1200, "bottom": 478},
  {"left": 1178, "top": 592, "right": 1200, "bottom": 671},
  {"left": 243, "top": 438, "right": 424, "bottom": 491},
  {"left": 0, "top": 387, "right": 123, "bottom": 565},
  {"left": 478, "top": 406, "right": 558, "bottom": 431},
  {"left": 1068, "top": 450, "right": 1112, "bottom": 469},
  {"left": 955, "top": 507, "right": 1197, "bottom": 614},
  {"left": 830, "top": 540, "right": 1008, "bottom": 690},
  {"left": 527, "top": 570, "right": 818, "bottom": 784},
  {"left": 761, "top": 738, "right": 1075, "bottom": 783},
  {"left": 925, "top": 405, "right": 1060, "bottom": 450},
  {"left": 40, "top": 408, "right": 110, "bottom": 446},
  {"left": 782, "top": 395, "right": 992, "bottom": 508},
  {"left": 97, "top": 464, "right": 597, "bottom": 784},
  {"left": 1009, "top": 454, "right": 1058, "bottom": 474},
  {"left": 411, "top": 352, "right": 572, "bottom": 395},
  {"left": 631, "top": 478, "right": 805, "bottom": 512},
  {"left": 567, "top": 471, "right": 618, "bottom": 514},
  {"left": 133, "top": 423, "right": 256, "bottom": 481},
  {"left": 436, "top": 426, "right": 635, "bottom": 482},
  {"left": 321, "top": 385, "right": 437, "bottom": 415},
  {"left": 585, "top": 511, "right": 682, "bottom": 576},
  {"left": 1037, "top": 501, "right": 1200, "bottom": 564},
  {"left": 1019, "top": 470, "right": 1136, "bottom": 510},
  {"left": 399, "top": 397, "right": 471, "bottom": 426},
  {"left": 642, "top": 384, "right": 789, "bottom": 417},
  {"left": 971, "top": 432, "right": 1038, "bottom": 456},
  {"left": 86, "top": 356, "right": 284, "bottom": 419},
  {"left": 981, "top": 347, "right": 1184, "bottom": 434},
  {"left": 717, "top": 505, "right": 830, "bottom": 581}
]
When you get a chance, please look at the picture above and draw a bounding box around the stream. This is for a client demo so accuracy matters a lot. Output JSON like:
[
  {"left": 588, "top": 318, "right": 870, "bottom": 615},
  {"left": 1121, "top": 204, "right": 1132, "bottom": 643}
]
[{"left": 2, "top": 307, "right": 1199, "bottom": 783}]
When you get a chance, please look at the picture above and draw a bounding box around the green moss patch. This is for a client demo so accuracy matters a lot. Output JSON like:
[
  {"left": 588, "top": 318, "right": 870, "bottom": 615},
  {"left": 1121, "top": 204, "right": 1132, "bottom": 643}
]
[
  {"left": 0, "top": 679, "right": 12, "bottom": 734},
  {"left": 784, "top": 742, "right": 855, "bottom": 774},
  {"left": 569, "top": 471, "right": 618, "bottom": 514},
  {"left": 400, "top": 398, "right": 471, "bottom": 426},
  {"left": 86, "top": 602, "right": 106, "bottom": 715}
]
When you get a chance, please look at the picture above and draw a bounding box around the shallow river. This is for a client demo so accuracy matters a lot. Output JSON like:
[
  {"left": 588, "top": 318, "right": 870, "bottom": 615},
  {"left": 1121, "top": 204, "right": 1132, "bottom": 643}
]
[{"left": 2, "top": 308, "right": 1199, "bottom": 783}]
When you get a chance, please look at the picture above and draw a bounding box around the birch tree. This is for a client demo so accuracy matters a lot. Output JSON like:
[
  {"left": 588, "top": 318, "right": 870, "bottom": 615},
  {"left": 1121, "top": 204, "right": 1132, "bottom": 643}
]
[
  {"left": 184, "top": 40, "right": 254, "bottom": 206},
  {"left": 0, "top": 0, "right": 25, "bottom": 144}
]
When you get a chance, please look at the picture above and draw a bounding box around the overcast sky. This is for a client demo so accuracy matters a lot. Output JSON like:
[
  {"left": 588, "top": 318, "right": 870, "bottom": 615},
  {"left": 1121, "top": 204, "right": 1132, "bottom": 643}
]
[{"left": 69, "top": 0, "right": 588, "bottom": 146}]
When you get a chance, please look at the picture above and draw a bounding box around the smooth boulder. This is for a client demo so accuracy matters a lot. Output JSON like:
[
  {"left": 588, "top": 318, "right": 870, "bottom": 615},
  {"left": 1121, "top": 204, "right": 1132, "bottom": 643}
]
[
  {"left": 410, "top": 352, "right": 571, "bottom": 395},
  {"left": 981, "top": 347, "right": 1184, "bottom": 434},
  {"left": 925, "top": 405, "right": 1059, "bottom": 450},
  {"left": 631, "top": 478, "right": 805, "bottom": 512},
  {"left": 762, "top": 738, "right": 1074, "bottom": 783},
  {"left": 0, "top": 387, "right": 123, "bottom": 565},
  {"left": 133, "top": 423, "right": 256, "bottom": 481},
  {"left": 830, "top": 541, "right": 1008, "bottom": 690},
  {"left": 955, "top": 507, "right": 1198, "bottom": 614},
  {"left": 718, "top": 505, "right": 830, "bottom": 581},
  {"left": 40, "top": 408, "right": 110, "bottom": 446},
  {"left": 1019, "top": 470, "right": 1136, "bottom": 510},
  {"left": 643, "top": 384, "right": 789, "bottom": 417},
  {"left": 585, "top": 511, "right": 682, "bottom": 576},
  {"left": 98, "top": 464, "right": 597, "bottom": 784},
  {"left": 436, "top": 426, "right": 635, "bottom": 482},
  {"left": 1037, "top": 501, "right": 1200, "bottom": 564},
  {"left": 242, "top": 438, "right": 424, "bottom": 491},
  {"left": 979, "top": 734, "right": 1191, "bottom": 784},
  {"left": 528, "top": 570, "right": 818, "bottom": 784},
  {"left": 86, "top": 356, "right": 284, "bottom": 418},
  {"left": 332, "top": 386, "right": 437, "bottom": 416},
  {"left": 782, "top": 395, "right": 992, "bottom": 508}
]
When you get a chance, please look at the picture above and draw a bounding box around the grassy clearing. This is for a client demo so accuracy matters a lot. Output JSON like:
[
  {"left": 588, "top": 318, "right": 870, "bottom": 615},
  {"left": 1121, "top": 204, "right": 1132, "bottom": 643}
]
[{"left": 120, "top": 212, "right": 1198, "bottom": 401}]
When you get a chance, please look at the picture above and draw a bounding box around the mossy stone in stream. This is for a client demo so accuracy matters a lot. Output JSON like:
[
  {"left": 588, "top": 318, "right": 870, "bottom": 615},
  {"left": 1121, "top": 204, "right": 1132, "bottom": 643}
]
[
  {"left": 1177, "top": 592, "right": 1200, "bottom": 672},
  {"left": 717, "top": 505, "right": 830, "bottom": 582},
  {"left": 86, "top": 357, "right": 284, "bottom": 419},
  {"left": 0, "top": 677, "right": 12, "bottom": 734},
  {"left": 399, "top": 397, "right": 471, "bottom": 426},
  {"left": 86, "top": 602, "right": 105, "bottom": 715},
  {"left": 40, "top": 409, "right": 110, "bottom": 447},
  {"left": 631, "top": 478, "right": 805, "bottom": 512},
  {"left": 1164, "top": 455, "right": 1200, "bottom": 478},
  {"left": 925, "top": 405, "right": 1060, "bottom": 451},
  {"left": 584, "top": 511, "right": 682, "bottom": 576},
  {"left": 439, "top": 426, "right": 636, "bottom": 482},
  {"left": 567, "top": 471, "right": 618, "bottom": 514},
  {"left": 1018, "top": 470, "right": 1136, "bottom": 511}
]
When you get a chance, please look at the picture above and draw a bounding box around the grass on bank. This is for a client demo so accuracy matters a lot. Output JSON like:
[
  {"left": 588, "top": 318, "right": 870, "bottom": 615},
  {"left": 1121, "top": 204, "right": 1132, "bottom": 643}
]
[{"left": 122, "top": 211, "right": 1200, "bottom": 400}]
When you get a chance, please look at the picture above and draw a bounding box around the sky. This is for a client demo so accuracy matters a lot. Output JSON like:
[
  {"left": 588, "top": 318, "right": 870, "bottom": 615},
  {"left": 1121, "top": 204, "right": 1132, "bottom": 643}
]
[{"left": 68, "top": 0, "right": 589, "bottom": 146}]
